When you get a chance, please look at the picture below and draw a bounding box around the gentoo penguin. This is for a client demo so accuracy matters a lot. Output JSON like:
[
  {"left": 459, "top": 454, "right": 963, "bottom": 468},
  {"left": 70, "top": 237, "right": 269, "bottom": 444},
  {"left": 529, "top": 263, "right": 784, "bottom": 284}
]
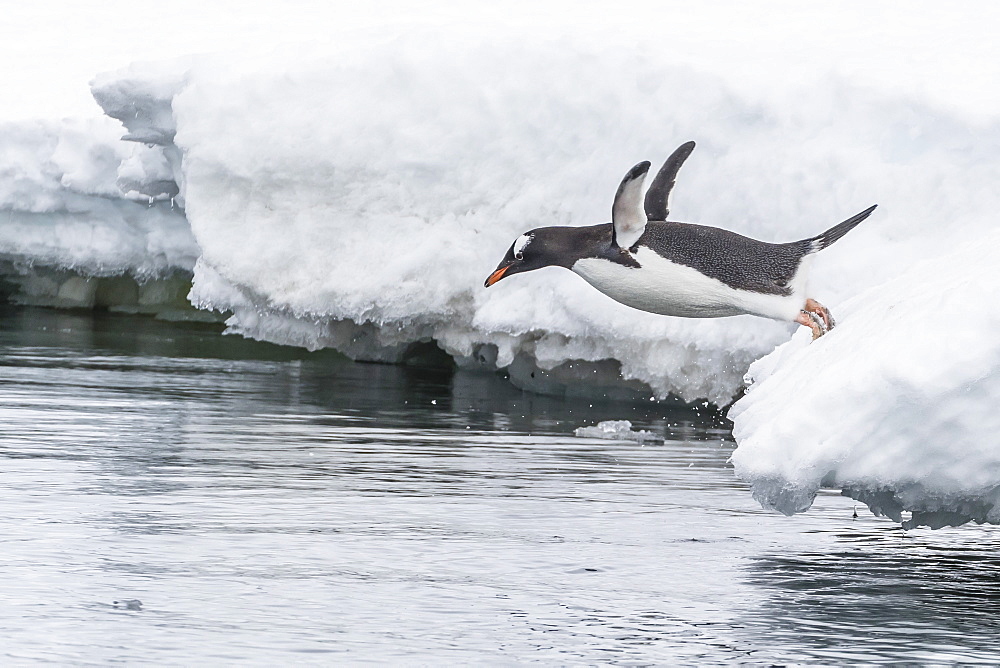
[{"left": 484, "top": 141, "right": 876, "bottom": 339}]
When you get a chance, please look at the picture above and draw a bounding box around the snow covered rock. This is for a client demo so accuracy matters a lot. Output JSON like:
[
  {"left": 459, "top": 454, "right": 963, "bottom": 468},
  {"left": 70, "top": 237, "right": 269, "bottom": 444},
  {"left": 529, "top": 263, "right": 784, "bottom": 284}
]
[{"left": 730, "top": 232, "right": 1000, "bottom": 528}]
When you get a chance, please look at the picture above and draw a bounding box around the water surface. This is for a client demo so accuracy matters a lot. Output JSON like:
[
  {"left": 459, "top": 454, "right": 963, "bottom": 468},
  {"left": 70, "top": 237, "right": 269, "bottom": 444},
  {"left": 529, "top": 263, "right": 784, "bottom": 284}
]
[{"left": 1, "top": 306, "right": 998, "bottom": 664}]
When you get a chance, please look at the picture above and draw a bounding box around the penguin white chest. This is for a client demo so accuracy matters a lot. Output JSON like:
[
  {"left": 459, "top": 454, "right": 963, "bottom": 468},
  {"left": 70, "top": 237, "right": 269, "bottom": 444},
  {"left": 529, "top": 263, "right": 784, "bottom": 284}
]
[{"left": 570, "top": 247, "right": 805, "bottom": 321}]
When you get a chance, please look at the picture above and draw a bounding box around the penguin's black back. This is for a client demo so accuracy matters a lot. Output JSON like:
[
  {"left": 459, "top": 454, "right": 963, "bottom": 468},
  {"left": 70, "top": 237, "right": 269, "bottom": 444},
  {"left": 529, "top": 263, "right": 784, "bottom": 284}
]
[{"left": 635, "top": 222, "right": 806, "bottom": 296}]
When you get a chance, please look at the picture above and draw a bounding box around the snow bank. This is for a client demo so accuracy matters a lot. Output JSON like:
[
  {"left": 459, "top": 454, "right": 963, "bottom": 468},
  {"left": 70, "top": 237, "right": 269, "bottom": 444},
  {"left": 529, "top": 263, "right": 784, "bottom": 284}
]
[
  {"left": 5, "top": 29, "right": 999, "bottom": 408},
  {"left": 730, "top": 232, "right": 1000, "bottom": 528},
  {"left": 85, "top": 33, "right": 986, "bottom": 402},
  {"left": 0, "top": 116, "right": 199, "bottom": 315}
]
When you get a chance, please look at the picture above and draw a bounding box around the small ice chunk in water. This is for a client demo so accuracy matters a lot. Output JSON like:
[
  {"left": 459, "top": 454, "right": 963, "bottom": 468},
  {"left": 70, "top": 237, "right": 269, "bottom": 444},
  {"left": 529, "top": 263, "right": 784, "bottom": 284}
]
[
  {"left": 574, "top": 420, "right": 660, "bottom": 443},
  {"left": 113, "top": 599, "right": 143, "bottom": 611}
]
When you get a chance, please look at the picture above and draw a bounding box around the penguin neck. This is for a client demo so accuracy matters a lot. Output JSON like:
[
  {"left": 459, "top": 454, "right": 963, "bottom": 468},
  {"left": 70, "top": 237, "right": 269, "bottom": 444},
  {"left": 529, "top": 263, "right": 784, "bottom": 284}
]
[
  {"left": 545, "top": 223, "right": 640, "bottom": 270},
  {"left": 558, "top": 223, "right": 641, "bottom": 273}
]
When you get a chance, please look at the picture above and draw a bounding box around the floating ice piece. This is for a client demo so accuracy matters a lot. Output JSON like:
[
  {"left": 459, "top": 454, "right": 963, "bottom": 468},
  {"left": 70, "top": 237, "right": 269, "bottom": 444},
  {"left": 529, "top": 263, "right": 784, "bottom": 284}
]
[{"left": 574, "top": 420, "right": 661, "bottom": 444}]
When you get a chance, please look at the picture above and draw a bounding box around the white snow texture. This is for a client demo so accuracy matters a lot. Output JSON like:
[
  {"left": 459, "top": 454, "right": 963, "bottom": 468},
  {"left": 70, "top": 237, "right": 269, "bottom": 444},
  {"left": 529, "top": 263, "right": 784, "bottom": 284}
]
[
  {"left": 0, "top": 115, "right": 197, "bottom": 312},
  {"left": 729, "top": 234, "right": 1000, "bottom": 529},
  {"left": 2, "top": 30, "right": 998, "bottom": 527},
  {"left": 0, "top": 116, "right": 195, "bottom": 269}
]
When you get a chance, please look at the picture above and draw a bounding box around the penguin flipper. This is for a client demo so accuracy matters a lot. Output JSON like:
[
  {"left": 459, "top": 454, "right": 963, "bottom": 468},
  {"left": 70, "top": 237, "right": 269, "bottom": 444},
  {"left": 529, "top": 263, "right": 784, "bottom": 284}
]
[
  {"left": 644, "top": 141, "right": 696, "bottom": 222},
  {"left": 612, "top": 161, "right": 651, "bottom": 249}
]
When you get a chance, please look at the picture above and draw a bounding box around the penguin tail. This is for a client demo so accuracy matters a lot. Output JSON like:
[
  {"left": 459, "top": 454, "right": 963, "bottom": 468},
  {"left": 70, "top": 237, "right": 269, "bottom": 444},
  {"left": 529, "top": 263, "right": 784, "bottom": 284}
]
[{"left": 804, "top": 204, "right": 877, "bottom": 254}]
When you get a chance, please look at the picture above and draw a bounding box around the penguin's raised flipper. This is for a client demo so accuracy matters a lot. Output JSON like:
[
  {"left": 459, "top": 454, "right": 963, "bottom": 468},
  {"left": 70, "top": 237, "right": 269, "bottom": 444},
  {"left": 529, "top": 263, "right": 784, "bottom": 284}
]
[
  {"left": 644, "top": 141, "right": 696, "bottom": 222},
  {"left": 612, "top": 161, "right": 651, "bottom": 249}
]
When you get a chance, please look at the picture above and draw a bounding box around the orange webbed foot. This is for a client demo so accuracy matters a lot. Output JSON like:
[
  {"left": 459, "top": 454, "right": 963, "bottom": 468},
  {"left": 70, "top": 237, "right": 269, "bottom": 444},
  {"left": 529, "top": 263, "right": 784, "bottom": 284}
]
[
  {"left": 804, "top": 298, "right": 835, "bottom": 331},
  {"left": 796, "top": 299, "right": 836, "bottom": 340},
  {"left": 795, "top": 309, "right": 825, "bottom": 340}
]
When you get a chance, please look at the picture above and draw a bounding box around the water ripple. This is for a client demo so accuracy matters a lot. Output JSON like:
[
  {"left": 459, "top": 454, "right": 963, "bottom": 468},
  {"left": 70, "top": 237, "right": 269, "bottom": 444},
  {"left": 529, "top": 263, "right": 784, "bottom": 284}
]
[{"left": 1, "top": 307, "right": 998, "bottom": 664}]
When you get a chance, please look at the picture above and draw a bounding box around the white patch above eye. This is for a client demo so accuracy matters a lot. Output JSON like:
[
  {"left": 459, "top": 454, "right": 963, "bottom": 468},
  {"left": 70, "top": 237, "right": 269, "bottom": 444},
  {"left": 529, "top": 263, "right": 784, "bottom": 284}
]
[{"left": 513, "top": 233, "right": 533, "bottom": 258}]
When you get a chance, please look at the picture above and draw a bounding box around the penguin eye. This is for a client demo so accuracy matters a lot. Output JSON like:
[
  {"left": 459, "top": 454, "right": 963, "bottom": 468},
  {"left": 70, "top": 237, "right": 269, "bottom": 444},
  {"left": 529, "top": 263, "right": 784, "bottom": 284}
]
[{"left": 514, "top": 250, "right": 524, "bottom": 260}]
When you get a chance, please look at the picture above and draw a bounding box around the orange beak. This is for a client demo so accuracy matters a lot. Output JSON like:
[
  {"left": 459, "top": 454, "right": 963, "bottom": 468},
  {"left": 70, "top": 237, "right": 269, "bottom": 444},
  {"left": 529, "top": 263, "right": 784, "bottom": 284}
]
[{"left": 484, "top": 265, "right": 510, "bottom": 287}]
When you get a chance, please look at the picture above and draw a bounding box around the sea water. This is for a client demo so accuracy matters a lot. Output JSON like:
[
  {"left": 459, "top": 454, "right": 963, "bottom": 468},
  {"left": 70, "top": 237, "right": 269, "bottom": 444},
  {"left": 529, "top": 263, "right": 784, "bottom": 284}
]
[{"left": 1, "top": 305, "right": 998, "bottom": 664}]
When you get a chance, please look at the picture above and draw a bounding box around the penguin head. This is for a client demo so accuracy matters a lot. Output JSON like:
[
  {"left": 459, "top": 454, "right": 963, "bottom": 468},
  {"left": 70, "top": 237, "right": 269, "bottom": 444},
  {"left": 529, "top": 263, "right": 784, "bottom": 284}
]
[
  {"left": 485, "top": 157, "right": 663, "bottom": 288},
  {"left": 484, "top": 228, "right": 581, "bottom": 287}
]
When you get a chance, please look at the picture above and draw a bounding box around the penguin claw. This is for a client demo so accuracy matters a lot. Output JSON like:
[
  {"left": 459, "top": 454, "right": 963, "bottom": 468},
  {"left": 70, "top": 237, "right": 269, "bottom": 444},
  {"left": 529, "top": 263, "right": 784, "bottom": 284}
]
[
  {"left": 808, "top": 311, "right": 827, "bottom": 339},
  {"left": 795, "top": 309, "right": 827, "bottom": 340},
  {"left": 800, "top": 298, "right": 837, "bottom": 339},
  {"left": 805, "top": 298, "right": 836, "bottom": 331}
]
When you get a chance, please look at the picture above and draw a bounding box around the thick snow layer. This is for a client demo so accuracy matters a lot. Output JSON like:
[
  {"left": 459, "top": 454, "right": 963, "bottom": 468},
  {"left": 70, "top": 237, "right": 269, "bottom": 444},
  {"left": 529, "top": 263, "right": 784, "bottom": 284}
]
[
  {"left": 85, "top": 34, "right": 989, "bottom": 403},
  {"left": 0, "top": 116, "right": 199, "bottom": 316},
  {"left": 6, "top": 25, "right": 1000, "bottom": 408},
  {"left": 730, "top": 232, "right": 1000, "bottom": 529},
  {"left": 0, "top": 117, "right": 197, "bottom": 282}
]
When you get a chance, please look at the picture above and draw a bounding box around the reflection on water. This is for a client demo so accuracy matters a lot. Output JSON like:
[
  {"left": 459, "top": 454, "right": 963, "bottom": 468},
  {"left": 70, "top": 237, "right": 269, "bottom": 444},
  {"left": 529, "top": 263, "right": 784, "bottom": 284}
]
[{"left": 1, "top": 306, "right": 998, "bottom": 664}]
